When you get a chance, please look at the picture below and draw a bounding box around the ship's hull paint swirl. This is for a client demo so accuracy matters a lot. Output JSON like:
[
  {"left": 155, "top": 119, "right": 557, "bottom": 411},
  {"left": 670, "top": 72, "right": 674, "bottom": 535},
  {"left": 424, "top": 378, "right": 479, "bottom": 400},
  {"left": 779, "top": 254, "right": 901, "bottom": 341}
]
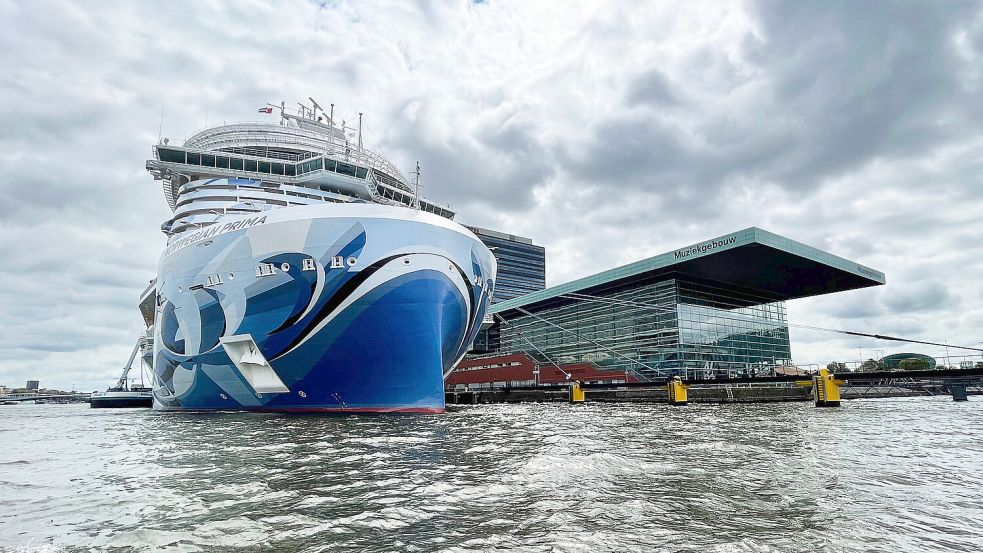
[{"left": 151, "top": 204, "right": 495, "bottom": 413}]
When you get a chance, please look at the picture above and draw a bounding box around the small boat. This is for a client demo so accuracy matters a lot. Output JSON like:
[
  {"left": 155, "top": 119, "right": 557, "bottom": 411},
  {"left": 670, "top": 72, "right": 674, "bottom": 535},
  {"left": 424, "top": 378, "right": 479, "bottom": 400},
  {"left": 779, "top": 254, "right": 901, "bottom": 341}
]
[
  {"left": 90, "top": 386, "right": 153, "bottom": 408},
  {"left": 91, "top": 335, "right": 154, "bottom": 408}
]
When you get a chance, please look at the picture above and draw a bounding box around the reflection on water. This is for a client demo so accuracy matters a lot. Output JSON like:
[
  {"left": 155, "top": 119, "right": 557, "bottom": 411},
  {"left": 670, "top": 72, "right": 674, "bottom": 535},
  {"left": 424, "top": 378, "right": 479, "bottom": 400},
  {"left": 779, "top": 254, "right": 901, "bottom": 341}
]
[{"left": 1, "top": 398, "right": 981, "bottom": 552}]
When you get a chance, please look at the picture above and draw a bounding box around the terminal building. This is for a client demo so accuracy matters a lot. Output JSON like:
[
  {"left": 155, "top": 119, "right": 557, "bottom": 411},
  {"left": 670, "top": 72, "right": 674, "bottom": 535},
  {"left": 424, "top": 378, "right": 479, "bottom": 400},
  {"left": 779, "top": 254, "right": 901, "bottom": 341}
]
[{"left": 467, "top": 227, "right": 885, "bottom": 383}]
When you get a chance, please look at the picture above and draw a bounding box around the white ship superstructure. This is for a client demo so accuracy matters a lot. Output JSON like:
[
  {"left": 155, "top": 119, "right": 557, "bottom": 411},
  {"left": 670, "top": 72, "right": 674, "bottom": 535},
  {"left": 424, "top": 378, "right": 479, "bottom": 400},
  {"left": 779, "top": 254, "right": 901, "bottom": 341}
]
[{"left": 148, "top": 105, "right": 453, "bottom": 236}]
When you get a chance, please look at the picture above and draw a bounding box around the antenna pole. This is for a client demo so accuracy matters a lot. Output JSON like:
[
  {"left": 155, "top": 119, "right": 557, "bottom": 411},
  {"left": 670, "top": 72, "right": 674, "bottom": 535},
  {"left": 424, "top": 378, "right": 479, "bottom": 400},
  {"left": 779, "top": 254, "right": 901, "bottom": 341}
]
[
  {"left": 414, "top": 161, "right": 421, "bottom": 210},
  {"left": 358, "top": 112, "right": 363, "bottom": 156},
  {"left": 158, "top": 108, "right": 164, "bottom": 144},
  {"left": 329, "top": 103, "right": 334, "bottom": 129}
]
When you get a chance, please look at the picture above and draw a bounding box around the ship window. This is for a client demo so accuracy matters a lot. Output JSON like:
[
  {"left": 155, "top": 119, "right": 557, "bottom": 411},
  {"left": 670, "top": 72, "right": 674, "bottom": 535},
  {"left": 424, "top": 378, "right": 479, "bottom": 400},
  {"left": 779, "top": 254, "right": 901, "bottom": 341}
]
[
  {"left": 244, "top": 159, "right": 258, "bottom": 172},
  {"left": 272, "top": 163, "right": 284, "bottom": 175},
  {"left": 201, "top": 154, "right": 215, "bottom": 167},
  {"left": 217, "top": 156, "right": 230, "bottom": 169},
  {"left": 285, "top": 164, "right": 296, "bottom": 176},
  {"left": 187, "top": 152, "right": 200, "bottom": 165},
  {"left": 258, "top": 161, "right": 271, "bottom": 173},
  {"left": 336, "top": 162, "right": 356, "bottom": 177},
  {"left": 355, "top": 167, "right": 368, "bottom": 179},
  {"left": 230, "top": 158, "right": 243, "bottom": 170},
  {"left": 314, "top": 158, "right": 324, "bottom": 171},
  {"left": 159, "top": 148, "right": 185, "bottom": 163}
]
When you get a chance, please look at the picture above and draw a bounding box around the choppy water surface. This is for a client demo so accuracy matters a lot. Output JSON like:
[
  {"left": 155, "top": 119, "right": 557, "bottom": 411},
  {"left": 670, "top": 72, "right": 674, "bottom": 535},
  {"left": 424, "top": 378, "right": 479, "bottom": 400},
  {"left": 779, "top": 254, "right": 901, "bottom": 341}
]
[{"left": 1, "top": 398, "right": 981, "bottom": 552}]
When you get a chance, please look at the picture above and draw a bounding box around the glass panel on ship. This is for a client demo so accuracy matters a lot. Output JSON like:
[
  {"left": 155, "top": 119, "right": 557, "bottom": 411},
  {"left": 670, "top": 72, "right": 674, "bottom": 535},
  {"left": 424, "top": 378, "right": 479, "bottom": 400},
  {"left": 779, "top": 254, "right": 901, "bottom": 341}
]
[
  {"left": 148, "top": 113, "right": 454, "bottom": 235},
  {"left": 497, "top": 278, "right": 792, "bottom": 381}
]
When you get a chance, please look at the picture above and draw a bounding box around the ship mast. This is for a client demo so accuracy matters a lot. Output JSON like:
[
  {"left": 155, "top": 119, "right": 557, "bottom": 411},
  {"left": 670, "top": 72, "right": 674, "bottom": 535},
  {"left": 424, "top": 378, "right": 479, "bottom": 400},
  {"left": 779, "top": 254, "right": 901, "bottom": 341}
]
[{"left": 412, "top": 161, "right": 422, "bottom": 210}]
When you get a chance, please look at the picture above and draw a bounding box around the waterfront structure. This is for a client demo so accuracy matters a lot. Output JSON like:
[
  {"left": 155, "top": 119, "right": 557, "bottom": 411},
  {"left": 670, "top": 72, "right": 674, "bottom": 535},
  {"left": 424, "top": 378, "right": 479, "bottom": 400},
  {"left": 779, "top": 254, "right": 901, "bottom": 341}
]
[
  {"left": 446, "top": 352, "right": 638, "bottom": 389},
  {"left": 26, "top": 380, "right": 39, "bottom": 391},
  {"left": 142, "top": 101, "right": 495, "bottom": 412},
  {"left": 463, "top": 226, "right": 545, "bottom": 303},
  {"left": 487, "top": 228, "right": 885, "bottom": 380}
]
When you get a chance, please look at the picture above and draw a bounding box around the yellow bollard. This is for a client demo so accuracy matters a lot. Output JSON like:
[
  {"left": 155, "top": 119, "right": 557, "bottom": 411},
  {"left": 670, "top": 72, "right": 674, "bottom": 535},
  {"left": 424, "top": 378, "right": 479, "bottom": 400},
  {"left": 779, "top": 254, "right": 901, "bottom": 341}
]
[
  {"left": 568, "top": 381, "right": 585, "bottom": 404},
  {"left": 813, "top": 368, "right": 844, "bottom": 407},
  {"left": 667, "top": 376, "right": 688, "bottom": 406}
]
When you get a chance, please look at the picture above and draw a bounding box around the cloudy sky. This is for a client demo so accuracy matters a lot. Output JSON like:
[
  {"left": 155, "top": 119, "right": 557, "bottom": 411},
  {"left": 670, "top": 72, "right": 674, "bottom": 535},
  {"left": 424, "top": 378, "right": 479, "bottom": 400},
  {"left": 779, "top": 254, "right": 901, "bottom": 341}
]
[{"left": 1, "top": 0, "right": 982, "bottom": 391}]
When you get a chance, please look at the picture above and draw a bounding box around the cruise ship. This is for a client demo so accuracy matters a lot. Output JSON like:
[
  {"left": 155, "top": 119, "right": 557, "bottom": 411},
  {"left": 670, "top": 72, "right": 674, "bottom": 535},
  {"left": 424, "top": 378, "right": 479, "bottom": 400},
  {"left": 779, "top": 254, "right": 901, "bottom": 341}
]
[{"left": 137, "top": 100, "right": 496, "bottom": 412}]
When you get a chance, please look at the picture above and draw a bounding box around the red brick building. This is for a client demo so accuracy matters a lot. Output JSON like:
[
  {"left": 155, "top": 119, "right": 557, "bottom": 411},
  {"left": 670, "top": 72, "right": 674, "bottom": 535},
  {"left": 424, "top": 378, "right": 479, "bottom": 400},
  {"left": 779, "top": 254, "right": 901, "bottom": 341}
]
[{"left": 446, "top": 353, "right": 638, "bottom": 389}]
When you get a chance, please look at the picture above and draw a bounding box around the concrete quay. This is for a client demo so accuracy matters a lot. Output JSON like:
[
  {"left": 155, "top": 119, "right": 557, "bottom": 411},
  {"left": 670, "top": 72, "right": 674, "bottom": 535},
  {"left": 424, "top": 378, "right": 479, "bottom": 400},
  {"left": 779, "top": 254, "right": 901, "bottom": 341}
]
[{"left": 446, "top": 384, "right": 811, "bottom": 406}]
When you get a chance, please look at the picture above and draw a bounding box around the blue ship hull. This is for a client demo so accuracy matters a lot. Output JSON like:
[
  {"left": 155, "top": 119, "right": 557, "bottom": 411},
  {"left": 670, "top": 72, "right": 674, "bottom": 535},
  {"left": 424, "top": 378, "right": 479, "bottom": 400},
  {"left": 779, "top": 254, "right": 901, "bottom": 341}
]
[{"left": 151, "top": 204, "right": 495, "bottom": 413}]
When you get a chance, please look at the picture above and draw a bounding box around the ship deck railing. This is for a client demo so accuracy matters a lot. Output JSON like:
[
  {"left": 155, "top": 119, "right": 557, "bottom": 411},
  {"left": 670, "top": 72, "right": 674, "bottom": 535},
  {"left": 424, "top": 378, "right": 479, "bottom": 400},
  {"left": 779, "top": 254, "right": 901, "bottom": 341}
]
[{"left": 164, "top": 121, "right": 409, "bottom": 187}]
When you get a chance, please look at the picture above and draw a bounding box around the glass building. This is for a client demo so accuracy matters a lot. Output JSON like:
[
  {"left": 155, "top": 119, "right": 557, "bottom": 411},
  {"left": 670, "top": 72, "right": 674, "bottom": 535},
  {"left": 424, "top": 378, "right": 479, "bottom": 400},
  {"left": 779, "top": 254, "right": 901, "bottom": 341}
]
[
  {"left": 488, "top": 227, "right": 885, "bottom": 380},
  {"left": 464, "top": 226, "right": 545, "bottom": 304},
  {"left": 463, "top": 226, "right": 546, "bottom": 353}
]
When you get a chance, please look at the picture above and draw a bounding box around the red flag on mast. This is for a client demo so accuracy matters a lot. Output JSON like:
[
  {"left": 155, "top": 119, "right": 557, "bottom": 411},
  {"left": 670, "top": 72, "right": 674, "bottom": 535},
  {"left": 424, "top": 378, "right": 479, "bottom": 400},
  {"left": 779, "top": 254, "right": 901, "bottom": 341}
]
[{"left": 258, "top": 107, "right": 273, "bottom": 114}]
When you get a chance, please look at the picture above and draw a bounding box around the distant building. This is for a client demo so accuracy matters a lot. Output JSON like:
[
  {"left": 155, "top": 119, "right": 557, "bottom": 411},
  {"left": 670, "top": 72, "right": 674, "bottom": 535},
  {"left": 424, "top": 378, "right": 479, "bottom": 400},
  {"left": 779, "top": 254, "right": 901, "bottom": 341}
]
[
  {"left": 465, "top": 226, "right": 547, "bottom": 354},
  {"left": 26, "top": 380, "right": 39, "bottom": 391},
  {"left": 879, "top": 353, "right": 936, "bottom": 370},
  {"left": 464, "top": 226, "right": 545, "bottom": 304},
  {"left": 0, "top": 385, "right": 8, "bottom": 397}
]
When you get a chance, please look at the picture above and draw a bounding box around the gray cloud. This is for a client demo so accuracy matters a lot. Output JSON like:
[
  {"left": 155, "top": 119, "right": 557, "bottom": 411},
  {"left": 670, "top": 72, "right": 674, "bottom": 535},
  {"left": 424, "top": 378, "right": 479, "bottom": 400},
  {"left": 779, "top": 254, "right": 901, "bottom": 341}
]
[{"left": 626, "top": 68, "right": 679, "bottom": 107}]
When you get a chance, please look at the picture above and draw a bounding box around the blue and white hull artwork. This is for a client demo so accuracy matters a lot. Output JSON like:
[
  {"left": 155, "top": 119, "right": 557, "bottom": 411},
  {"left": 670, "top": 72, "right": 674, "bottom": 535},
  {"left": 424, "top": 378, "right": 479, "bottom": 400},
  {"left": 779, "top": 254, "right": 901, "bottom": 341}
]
[{"left": 152, "top": 204, "right": 495, "bottom": 412}]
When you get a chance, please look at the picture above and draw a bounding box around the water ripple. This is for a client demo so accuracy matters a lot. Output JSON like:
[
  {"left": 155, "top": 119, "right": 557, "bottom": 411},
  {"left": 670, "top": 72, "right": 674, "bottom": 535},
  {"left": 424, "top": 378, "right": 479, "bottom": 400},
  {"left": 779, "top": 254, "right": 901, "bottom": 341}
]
[{"left": 0, "top": 398, "right": 981, "bottom": 552}]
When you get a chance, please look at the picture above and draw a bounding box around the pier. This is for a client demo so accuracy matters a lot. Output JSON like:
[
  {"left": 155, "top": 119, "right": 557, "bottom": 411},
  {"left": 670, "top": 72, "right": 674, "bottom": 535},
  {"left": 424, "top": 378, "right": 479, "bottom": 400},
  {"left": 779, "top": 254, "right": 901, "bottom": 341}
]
[{"left": 446, "top": 366, "right": 983, "bottom": 407}]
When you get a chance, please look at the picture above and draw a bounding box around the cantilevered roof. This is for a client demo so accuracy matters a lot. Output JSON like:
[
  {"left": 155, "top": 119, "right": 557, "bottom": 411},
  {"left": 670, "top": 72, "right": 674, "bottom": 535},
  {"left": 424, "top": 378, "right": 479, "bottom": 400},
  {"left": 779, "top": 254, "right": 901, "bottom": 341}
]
[{"left": 491, "top": 227, "right": 885, "bottom": 316}]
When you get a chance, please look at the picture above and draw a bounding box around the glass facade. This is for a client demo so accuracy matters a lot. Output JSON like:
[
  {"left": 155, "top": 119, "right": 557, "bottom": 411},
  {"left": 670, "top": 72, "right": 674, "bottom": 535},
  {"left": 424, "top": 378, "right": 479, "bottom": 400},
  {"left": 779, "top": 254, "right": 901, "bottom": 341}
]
[
  {"left": 496, "top": 277, "right": 791, "bottom": 380},
  {"left": 465, "top": 227, "right": 546, "bottom": 304},
  {"left": 466, "top": 226, "right": 546, "bottom": 354}
]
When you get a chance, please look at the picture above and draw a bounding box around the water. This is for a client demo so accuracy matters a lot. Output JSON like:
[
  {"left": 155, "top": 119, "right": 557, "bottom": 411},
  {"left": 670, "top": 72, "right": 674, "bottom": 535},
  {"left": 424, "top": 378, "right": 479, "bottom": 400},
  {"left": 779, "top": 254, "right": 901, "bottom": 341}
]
[{"left": 1, "top": 398, "right": 981, "bottom": 553}]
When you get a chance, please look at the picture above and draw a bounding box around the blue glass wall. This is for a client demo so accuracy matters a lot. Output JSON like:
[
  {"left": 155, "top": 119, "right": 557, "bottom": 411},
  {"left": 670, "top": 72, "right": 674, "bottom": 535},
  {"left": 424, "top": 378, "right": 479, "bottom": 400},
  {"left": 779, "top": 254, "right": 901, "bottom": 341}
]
[
  {"left": 495, "top": 277, "right": 792, "bottom": 379},
  {"left": 466, "top": 226, "right": 545, "bottom": 353},
  {"left": 466, "top": 227, "right": 546, "bottom": 304}
]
